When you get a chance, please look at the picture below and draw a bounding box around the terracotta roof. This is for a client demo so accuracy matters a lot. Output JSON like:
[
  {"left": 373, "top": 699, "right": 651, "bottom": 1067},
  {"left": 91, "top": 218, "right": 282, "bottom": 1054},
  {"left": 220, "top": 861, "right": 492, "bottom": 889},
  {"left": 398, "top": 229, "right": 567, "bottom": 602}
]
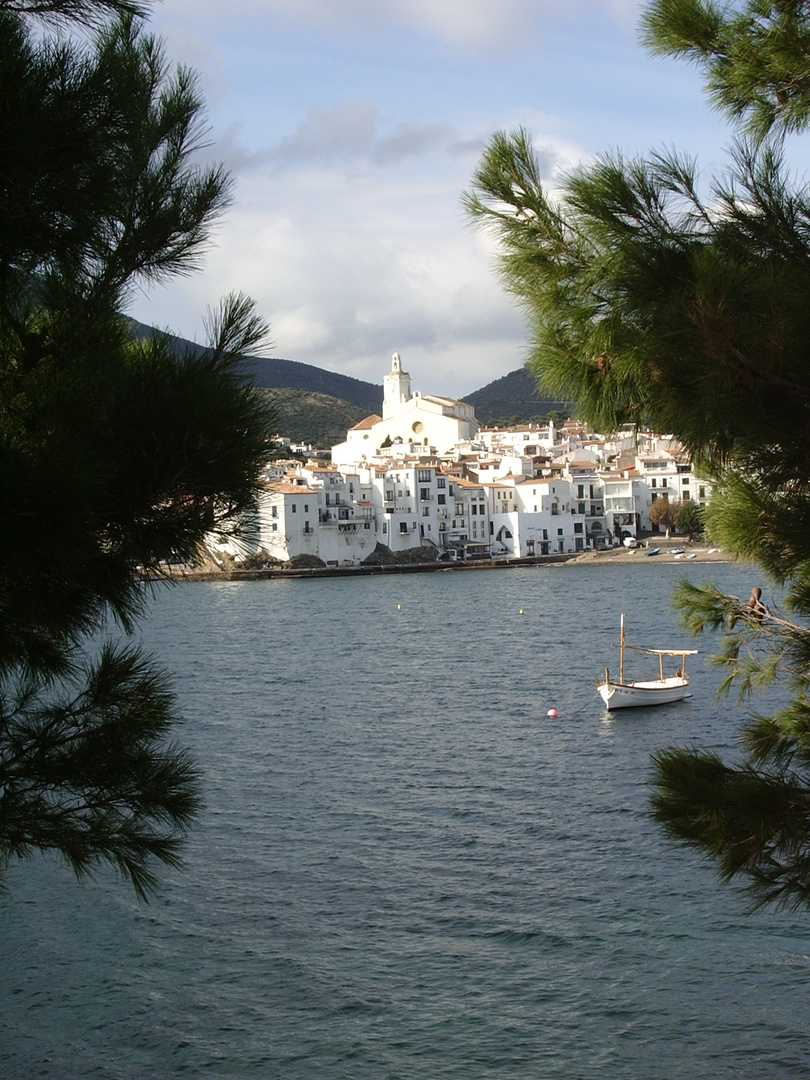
[
  {"left": 267, "top": 482, "right": 316, "bottom": 495},
  {"left": 350, "top": 414, "right": 382, "bottom": 431},
  {"left": 567, "top": 459, "right": 598, "bottom": 470}
]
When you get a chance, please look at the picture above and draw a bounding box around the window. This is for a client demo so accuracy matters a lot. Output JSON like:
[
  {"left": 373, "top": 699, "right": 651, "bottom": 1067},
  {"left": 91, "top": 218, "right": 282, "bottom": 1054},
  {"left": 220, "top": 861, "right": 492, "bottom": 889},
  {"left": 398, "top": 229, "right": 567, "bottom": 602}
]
[
  {"left": 364, "top": 522, "right": 371, "bottom": 529},
  {"left": 304, "top": 522, "right": 311, "bottom": 533},
  {"left": 271, "top": 506, "right": 278, "bottom": 518},
  {"left": 271, "top": 523, "right": 277, "bottom": 532},
  {"left": 557, "top": 528, "right": 563, "bottom": 536},
  {"left": 577, "top": 484, "right": 584, "bottom": 498},
  {"left": 574, "top": 523, "right": 583, "bottom": 534},
  {"left": 304, "top": 504, "right": 309, "bottom": 512},
  {"left": 420, "top": 487, "right": 430, "bottom": 501},
  {"left": 578, "top": 502, "right": 585, "bottom": 514},
  {"left": 437, "top": 477, "right": 446, "bottom": 489},
  {"left": 422, "top": 506, "right": 429, "bottom": 516},
  {"left": 438, "top": 494, "right": 446, "bottom": 505},
  {"left": 417, "top": 469, "right": 431, "bottom": 482},
  {"left": 399, "top": 521, "right": 408, "bottom": 534},
  {"left": 471, "top": 505, "right": 477, "bottom": 515},
  {"left": 386, "top": 490, "right": 394, "bottom": 501},
  {"left": 651, "top": 479, "right": 657, "bottom": 488},
  {"left": 291, "top": 504, "right": 297, "bottom": 513}
]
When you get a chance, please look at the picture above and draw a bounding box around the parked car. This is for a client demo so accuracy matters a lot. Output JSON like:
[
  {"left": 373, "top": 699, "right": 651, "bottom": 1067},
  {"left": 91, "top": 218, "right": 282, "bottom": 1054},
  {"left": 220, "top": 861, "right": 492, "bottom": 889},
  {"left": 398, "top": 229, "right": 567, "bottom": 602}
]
[{"left": 622, "top": 536, "right": 640, "bottom": 548}]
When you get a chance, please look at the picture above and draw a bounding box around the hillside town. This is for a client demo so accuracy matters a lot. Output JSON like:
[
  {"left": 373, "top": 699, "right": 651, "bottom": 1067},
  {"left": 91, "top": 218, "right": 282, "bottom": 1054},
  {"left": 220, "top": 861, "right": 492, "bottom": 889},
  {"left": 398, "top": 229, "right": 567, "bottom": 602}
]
[{"left": 225, "top": 353, "right": 712, "bottom": 568}]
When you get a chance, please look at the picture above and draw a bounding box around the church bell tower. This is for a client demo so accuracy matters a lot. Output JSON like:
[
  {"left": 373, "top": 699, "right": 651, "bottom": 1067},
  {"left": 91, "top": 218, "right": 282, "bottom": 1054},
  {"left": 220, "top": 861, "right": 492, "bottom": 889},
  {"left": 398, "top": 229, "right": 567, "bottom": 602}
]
[{"left": 382, "top": 352, "right": 411, "bottom": 419}]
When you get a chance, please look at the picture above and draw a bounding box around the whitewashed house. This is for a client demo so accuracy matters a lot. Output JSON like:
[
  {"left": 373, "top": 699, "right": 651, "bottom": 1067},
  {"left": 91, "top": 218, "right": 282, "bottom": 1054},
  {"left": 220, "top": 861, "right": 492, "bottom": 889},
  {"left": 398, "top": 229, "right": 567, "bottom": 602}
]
[
  {"left": 602, "top": 473, "right": 647, "bottom": 542},
  {"left": 257, "top": 480, "right": 320, "bottom": 562},
  {"left": 442, "top": 476, "right": 490, "bottom": 556},
  {"left": 484, "top": 475, "right": 576, "bottom": 556}
]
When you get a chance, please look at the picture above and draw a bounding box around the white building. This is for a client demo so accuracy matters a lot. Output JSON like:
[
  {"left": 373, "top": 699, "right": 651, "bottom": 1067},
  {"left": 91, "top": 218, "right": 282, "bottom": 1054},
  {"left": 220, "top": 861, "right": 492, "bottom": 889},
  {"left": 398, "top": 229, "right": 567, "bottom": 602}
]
[
  {"left": 332, "top": 353, "right": 479, "bottom": 466},
  {"left": 247, "top": 355, "right": 716, "bottom": 566},
  {"left": 484, "top": 475, "right": 577, "bottom": 557},
  {"left": 602, "top": 473, "right": 647, "bottom": 541}
]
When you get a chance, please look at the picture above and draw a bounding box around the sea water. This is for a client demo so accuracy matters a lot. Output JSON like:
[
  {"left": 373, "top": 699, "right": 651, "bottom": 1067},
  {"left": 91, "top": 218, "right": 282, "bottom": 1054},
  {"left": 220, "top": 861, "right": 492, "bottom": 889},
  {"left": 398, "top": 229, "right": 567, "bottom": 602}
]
[{"left": 2, "top": 562, "right": 809, "bottom": 1080}]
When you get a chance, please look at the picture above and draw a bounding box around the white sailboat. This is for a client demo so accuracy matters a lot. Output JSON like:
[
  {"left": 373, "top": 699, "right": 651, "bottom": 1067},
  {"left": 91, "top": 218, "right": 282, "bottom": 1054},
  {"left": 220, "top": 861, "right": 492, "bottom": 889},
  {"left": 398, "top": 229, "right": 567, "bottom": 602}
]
[{"left": 597, "top": 614, "right": 698, "bottom": 711}]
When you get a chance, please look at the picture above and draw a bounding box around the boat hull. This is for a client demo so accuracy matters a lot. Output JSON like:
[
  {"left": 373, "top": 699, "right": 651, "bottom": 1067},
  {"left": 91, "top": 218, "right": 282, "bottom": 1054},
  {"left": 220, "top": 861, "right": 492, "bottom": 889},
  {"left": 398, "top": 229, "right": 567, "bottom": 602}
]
[{"left": 598, "top": 677, "right": 691, "bottom": 711}]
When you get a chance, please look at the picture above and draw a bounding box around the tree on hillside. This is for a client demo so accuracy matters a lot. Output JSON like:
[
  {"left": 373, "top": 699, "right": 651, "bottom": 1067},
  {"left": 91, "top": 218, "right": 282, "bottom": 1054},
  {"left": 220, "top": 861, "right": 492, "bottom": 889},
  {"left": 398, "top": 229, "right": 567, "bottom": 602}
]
[
  {"left": 465, "top": 0, "right": 810, "bottom": 911},
  {"left": 0, "top": 2, "right": 276, "bottom": 898}
]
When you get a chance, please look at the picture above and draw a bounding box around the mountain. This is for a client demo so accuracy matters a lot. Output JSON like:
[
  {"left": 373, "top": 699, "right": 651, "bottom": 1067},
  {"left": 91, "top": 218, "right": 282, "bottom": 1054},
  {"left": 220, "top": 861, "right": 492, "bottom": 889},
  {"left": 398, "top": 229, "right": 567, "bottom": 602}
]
[
  {"left": 461, "top": 367, "right": 568, "bottom": 425},
  {"left": 239, "top": 355, "right": 382, "bottom": 414},
  {"left": 128, "top": 319, "right": 383, "bottom": 414},
  {"left": 128, "top": 320, "right": 568, "bottom": 443},
  {"left": 260, "top": 387, "right": 369, "bottom": 448}
]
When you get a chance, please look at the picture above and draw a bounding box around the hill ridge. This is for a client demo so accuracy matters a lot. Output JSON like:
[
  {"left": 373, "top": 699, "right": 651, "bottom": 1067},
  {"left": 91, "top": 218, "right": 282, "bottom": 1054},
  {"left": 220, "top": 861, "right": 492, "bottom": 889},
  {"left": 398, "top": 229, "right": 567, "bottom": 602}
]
[{"left": 129, "top": 320, "right": 568, "bottom": 443}]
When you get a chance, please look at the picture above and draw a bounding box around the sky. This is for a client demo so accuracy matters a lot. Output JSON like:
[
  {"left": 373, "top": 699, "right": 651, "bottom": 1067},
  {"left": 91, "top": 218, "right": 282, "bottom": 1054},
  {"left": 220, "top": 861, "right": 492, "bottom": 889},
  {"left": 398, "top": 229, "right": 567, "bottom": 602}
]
[{"left": 126, "top": 0, "right": 748, "bottom": 398}]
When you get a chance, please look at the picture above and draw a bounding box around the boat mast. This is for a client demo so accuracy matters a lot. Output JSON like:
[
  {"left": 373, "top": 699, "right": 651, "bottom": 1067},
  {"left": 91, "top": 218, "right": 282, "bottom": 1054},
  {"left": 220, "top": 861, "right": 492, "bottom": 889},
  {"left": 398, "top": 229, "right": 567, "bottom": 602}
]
[{"left": 620, "top": 613, "right": 625, "bottom": 684}]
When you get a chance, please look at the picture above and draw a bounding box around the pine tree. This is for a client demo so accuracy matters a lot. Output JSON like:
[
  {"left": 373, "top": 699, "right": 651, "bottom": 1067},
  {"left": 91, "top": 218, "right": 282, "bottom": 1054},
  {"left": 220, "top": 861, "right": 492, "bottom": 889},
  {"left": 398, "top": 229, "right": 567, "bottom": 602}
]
[
  {"left": 465, "top": 0, "right": 810, "bottom": 911},
  {"left": 0, "top": 2, "right": 276, "bottom": 898},
  {"left": 676, "top": 500, "right": 704, "bottom": 539}
]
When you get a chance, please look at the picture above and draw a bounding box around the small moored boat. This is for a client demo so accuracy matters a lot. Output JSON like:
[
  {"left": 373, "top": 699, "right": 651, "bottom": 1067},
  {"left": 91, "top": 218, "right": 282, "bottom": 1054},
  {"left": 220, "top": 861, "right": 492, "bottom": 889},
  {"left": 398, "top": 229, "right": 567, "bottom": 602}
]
[{"left": 597, "top": 614, "right": 698, "bottom": 711}]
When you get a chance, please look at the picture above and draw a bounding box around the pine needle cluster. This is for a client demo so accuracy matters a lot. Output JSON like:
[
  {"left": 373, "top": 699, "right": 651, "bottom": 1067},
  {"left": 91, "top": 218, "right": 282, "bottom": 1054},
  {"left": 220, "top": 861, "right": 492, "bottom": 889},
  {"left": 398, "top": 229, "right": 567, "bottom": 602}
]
[
  {"left": 466, "top": 0, "right": 810, "bottom": 911},
  {"left": 0, "top": 1, "right": 277, "bottom": 897}
]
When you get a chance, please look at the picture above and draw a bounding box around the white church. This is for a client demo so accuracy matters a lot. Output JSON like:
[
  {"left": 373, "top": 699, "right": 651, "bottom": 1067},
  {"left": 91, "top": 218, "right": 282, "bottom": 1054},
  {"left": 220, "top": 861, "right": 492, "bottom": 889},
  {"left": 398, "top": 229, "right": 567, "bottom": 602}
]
[{"left": 330, "top": 352, "right": 479, "bottom": 467}]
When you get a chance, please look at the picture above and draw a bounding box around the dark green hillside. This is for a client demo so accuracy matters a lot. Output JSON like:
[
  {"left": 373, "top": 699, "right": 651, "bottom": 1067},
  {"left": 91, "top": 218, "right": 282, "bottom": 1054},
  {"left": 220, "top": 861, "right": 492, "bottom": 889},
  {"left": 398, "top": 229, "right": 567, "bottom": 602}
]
[
  {"left": 264, "top": 388, "right": 369, "bottom": 449},
  {"left": 129, "top": 319, "right": 568, "bottom": 432},
  {"left": 462, "top": 367, "right": 568, "bottom": 424},
  {"left": 128, "top": 319, "right": 383, "bottom": 414},
  {"left": 241, "top": 356, "right": 381, "bottom": 414}
]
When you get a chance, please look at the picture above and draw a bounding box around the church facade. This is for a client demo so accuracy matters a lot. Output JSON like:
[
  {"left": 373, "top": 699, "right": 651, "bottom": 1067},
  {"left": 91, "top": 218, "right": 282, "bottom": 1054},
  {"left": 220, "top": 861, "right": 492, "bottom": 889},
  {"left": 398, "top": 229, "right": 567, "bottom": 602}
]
[{"left": 331, "top": 352, "right": 479, "bottom": 466}]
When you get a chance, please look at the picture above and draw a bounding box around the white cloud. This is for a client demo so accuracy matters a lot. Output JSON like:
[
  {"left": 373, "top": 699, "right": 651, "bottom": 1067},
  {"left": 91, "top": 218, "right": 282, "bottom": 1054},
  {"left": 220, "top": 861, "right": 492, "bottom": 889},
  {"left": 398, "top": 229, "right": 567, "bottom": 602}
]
[
  {"left": 133, "top": 0, "right": 701, "bottom": 401},
  {"left": 269, "top": 103, "right": 456, "bottom": 169},
  {"left": 130, "top": 99, "right": 576, "bottom": 397},
  {"left": 153, "top": 0, "right": 643, "bottom": 57}
]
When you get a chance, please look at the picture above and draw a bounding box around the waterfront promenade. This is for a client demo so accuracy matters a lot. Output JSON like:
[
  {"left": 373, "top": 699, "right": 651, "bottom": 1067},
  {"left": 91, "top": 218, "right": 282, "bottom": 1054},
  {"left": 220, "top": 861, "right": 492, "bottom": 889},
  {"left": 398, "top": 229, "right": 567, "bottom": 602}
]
[{"left": 163, "top": 543, "right": 729, "bottom": 582}]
